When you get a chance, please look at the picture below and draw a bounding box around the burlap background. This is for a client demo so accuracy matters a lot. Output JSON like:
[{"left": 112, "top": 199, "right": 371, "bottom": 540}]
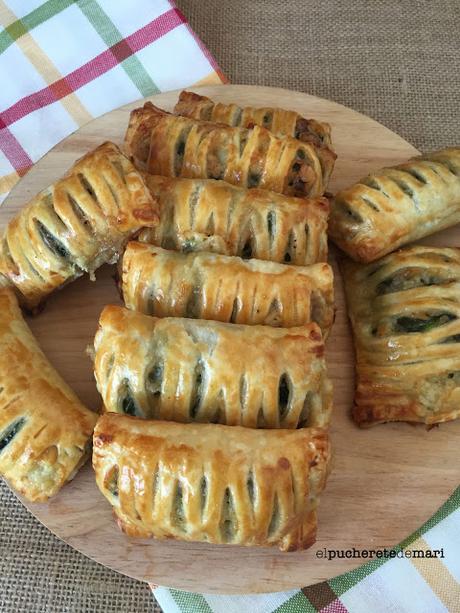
[
  {"left": 1, "top": 1, "right": 459, "bottom": 611},
  {"left": 184, "top": 0, "right": 459, "bottom": 152}
]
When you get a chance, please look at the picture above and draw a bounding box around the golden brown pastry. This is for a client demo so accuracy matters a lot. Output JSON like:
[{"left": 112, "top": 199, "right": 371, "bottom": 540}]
[
  {"left": 0, "top": 142, "right": 159, "bottom": 310},
  {"left": 139, "top": 175, "right": 329, "bottom": 265},
  {"left": 342, "top": 246, "right": 460, "bottom": 426},
  {"left": 93, "top": 306, "right": 332, "bottom": 428},
  {"left": 0, "top": 289, "right": 97, "bottom": 501},
  {"left": 174, "top": 90, "right": 335, "bottom": 179},
  {"left": 124, "top": 102, "right": 329, "bottom": 197},
  {"left": 121, "top": 242, "right": 334, "bottom": 335},
  {"left": 329, "top": 148, "right": 460, "bottom": 263},
  {"left": 93, "top": 413, "right": 331, "bottom": 550}
]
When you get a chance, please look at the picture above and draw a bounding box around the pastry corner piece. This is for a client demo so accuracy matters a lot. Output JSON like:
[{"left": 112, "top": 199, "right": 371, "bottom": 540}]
[
  {"left": 93, "top": 414, "right": 331, "bottom": 551},
  {"left": 329, "top": 147, "right": 460, "bottom": 263},
  {"left": 341, "top": 245, "right": 460, "bottom": 426},
  {"left": 0, "top": 288, "right": 97, "bottom": 501},
  {"left": 0, "top": 141, "right": 159, "bottom": 310}
]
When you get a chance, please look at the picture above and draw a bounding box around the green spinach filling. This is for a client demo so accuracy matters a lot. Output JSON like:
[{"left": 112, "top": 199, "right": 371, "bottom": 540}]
[
  {"left": 107, "top": 466, "right": 119, "bottom": 497},
  {"left": 267, "top": 210, "right": 275, "bottom": 239},
  {"left": 146, "top": 363, "right": 163, "bottom": 409},
  {"left": 278, "top": 374, "right": 291, "bottom": 418},
  {"left": 121, "top": 394, "right": 137, "bottom": 416},
  {"left": 36, "top": 221, "right": 70, "bottom": 260},
  {"left": 248, "top": 171, "right": 261, "bottom": 187},
  {"left": 119, "top": 382, "right": 140, "bottom": 417},
  {"left": 190, "top": 361, "right": 204, "bottom": 419},
  {"left": 0, "top": 418, "right": 26, "bottom": 452},
  {"left": 241, "top": 237, "right": 253, "bottom": 259},
  {"left": 173, "top": 482, "right": 186, "bottom": 529},
  {"left": 220, "top": 487, "right": 237, "bottom": 542},
  {"left": 376, "top": 268, "right": 445, "bottom": 295},
  {"left": 440, "top": 334, "right": 460, "bottom": 344},
  {"left": 395, "top": 313, "right": 456, "bottom": 334}
]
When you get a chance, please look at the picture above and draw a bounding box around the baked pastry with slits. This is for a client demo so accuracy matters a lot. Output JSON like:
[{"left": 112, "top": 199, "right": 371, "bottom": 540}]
[
  {"left": 138, "top": 175, "right": 329, "bottom": 265},
  {"left": 121, "top": 242, "right": 334, "bottom": 335},
  {"left": 93, "top": 306, "right": 332, "bottom": 428},
  {"left": 343, "top": 246, "right": 460, "bottom": 426},
  {"left": 93, "top": 413, "right": 331, "bottom": 551},
  {"left": 0, "top": 142, "right": 159, "bottom": 311},
  {"left": 0, "top": 289, "right": 97, "bottom": 501},
  {"left": 124, "top": 102, "right": 330, "bottom": 197},
  {"left": 174, "top": 90, "right": 335, "bottom": 177},
  {"left": 329, "top": 147, "right": 460, "bottom": 263}
]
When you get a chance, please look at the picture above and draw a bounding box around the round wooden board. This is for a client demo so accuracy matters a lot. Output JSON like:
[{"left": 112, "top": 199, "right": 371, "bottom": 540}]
[{"left": 2, "top": 85, "right": 460, "bottom": 594}]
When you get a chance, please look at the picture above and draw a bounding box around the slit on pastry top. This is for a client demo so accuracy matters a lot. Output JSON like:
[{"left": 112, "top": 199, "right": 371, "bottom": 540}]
[
  {"left": 0, "top": 142, "right": 159, "bottom": 311},
  {"left": 174, "top": 90, "right": 336, "bottom": 180},
  {"left": 93, "top": 413, "right": 331, "bottom": 551},
  {"left": 342, "top": 245, "right": 460, "bottom": 426},
  {"left": 0, "top": 289, "right": 97, "bottom": 501},
  {"left": 138, "top": 175, "right": 329, "bottom": 265},
  {"left": 121, "top": 242, "right": 334, "bottom": 335},
  {"left": 329, "top": 147, "right": 460, "bottom": 263},
  {"left": 124, "top": 102, "right": 330, "bottom": 197},
  {"left": 93, "top": 305, "right": 332, "bottom": 428}
]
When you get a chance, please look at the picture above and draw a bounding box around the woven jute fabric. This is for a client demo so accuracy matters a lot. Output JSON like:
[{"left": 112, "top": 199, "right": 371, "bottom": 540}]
[
  {"left": 1, "top": 1, "right": 459, "bottom": 612},
  {"left": 181, "top": 0, "right": 460, "bottom": 151},
  {"left": 0, "top": 480, "right": 159, "bottom": 612}
]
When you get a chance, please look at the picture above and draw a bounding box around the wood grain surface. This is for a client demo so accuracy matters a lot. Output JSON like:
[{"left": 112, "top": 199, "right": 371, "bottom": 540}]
[{"left": 1, "top": 85, "right": 459, "bottom": 594}]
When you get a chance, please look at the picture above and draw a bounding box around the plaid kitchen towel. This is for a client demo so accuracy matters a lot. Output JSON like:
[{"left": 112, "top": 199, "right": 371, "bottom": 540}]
[
  {"left": 0, "top": 0, "right": 225, "bottom": 204},
  {"left": 1, "top": 2, "right": 459, "bottom": 613},
  {"left": 153, "top": 486, "right": 460, "bottom": 612}
]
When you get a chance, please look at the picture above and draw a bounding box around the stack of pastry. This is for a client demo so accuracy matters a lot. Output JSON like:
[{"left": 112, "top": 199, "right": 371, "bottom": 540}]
[
  {"left": 0, "top": 92, "right": 337, "bottom": 552},
  {"left": 1, "top": 89, "right": 458, "bottom": 551},
  {"left": 93, "top": 94, "right": 337, "bottom": 550}
]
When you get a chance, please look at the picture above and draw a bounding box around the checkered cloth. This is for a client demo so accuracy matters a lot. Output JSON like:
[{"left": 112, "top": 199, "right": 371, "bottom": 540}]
[
  {"left": 1, "top": 2, "right": 459, "bottom": 612},
  {"left": 0, "top": 0, "right": 224, "bottom": 204}
]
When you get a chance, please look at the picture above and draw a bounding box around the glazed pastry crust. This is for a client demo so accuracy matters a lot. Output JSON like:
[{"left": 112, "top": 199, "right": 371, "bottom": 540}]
[
  {"left": 125, "top": 102, "right": 327, "bottom": 197},
  {"left": 0, "top": 289, "right": 97, "bottom": 501},
  {"left": 329, "top": 148, "right": 460, "bottom": 263},
  {"left": 0, "top": 142, "right": 159, "bottom": 310},
  {"left": 174, "top": 90, "right": 336, "bottom": 181},
  {"left": 93, "top": 306, "right": 332, "bottom": 428},
  {"left": 93, "top": 413, "right": 331, "bottom": 551},
  {"left": 139, "top": 175, "right": 329, "bottom": 265},
  {"left": 342, "top": 246, "right": 460, "bottom": 426},
  {"left": 121, "top": 242, "right": 334, "bottom": 335}
]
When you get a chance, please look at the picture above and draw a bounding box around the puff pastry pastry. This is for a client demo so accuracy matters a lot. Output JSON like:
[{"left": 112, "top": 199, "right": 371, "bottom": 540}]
[
  {"left": 121, "top": 242, "right": 334, "bottom": 334},
  {"left": 139, "top": 175, "right": 329, "bottom": 265},
  {"left": 329, "top": 147, "right": 460, "bottom": 263},
  {"left": 0, "top": 142, "right": 159, "bottom": 310},
  {"left": 93, "top": 413, "right": 331, "bottom": 550},
  {"left": 94, "top": 306, "right": 332, "bottom": 428},
  {"left": 0, "top": 288, "right": 97, "bottom": 501},
  {"left": 342, "top": 245, "right": 460, "bottom": 426},
  {"left": 174, "top": 90, "right": 336, "bottom": 180},
  {"left": 124, "top": 102, "right": 328, "bottom": 197}
]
